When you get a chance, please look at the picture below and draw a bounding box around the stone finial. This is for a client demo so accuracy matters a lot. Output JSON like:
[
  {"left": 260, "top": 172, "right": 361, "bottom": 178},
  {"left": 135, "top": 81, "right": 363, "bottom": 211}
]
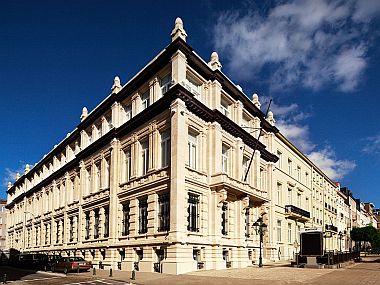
[
  {"left": 208, "top": 51, "right": 222, "bottom": 71},
  {"left": 24, "top": 164, "right": 30, "bottom": 174},
  {"left": 111, "top": 76, "right": 122, "bottom": 94},
  {"left": 7, "top": 182, "right": 12, "bottom": 190},
  {"left": 171, "top": 17, "right": 187, "bottom": 42},
  {"left": 236, "top": 85, "right": 243, "bottom": 92},
  {"left": 16, "top": 172, "right": 20, "bottom": 180},
  {"left": 252, "top": 93, "right": 261, "bottom": 109},
  {"left": 80, "top": 107, "right": 88, "bottom": 122},
  {"left": 267, "top": 111, "right": 276, "bottom": 126}
]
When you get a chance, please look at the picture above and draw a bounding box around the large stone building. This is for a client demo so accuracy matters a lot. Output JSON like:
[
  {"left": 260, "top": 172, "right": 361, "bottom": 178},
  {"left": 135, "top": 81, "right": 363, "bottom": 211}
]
[
  {"left": 0, "top": 199, "right": 7, "bottom": 249},
  {"left": 5, "top": 18, "right": 375, "bottom": 274}
]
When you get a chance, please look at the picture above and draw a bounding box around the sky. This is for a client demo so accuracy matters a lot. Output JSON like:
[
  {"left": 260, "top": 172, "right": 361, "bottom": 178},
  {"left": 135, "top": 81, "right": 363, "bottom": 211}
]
[{"left": 1, "top": 0, "right": 380, "bottom": 206}]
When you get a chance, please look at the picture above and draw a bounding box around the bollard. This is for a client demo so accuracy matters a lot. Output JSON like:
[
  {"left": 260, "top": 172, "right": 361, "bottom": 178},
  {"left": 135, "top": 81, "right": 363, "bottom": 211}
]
[
  {"left": 109, "top": 268, "right": 112, "bottom": 277},
  {"left": 3, "top": 274, "right": 6, "bottom": 284},
  {"left": 77, "top": 266, "right": 80, "bottom": 274},
  {"left": 93, "top": 267, "right": 96, "bottom": 275},
  {"left": 131, "top": 270, "right": 136, "bottom": 280}
]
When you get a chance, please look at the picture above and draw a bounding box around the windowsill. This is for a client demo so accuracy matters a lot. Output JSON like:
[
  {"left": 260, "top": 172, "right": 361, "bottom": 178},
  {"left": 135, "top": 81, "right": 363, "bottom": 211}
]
[{"left": 187, "top": 231, "right": 203, "bottom": 237}]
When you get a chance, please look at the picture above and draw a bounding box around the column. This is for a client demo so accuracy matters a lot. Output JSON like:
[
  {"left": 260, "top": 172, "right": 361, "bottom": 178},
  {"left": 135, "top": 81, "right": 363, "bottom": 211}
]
[
  {"left": 109, "top": 138, "right": 120, "bottom": 242},
  {"left": 171, "top": 50, "right": 187, "bottom": 85}
]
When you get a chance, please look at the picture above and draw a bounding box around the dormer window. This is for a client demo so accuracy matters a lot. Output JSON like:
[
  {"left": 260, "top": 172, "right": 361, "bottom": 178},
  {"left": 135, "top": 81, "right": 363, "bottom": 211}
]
[
  {"left": 184, "top": 77, "right": 201, "bottom": 98},
  {"left": 141, "top": 90, "right": 150, "bottom": 110},
  {"left": 220, "top": 98, "right": 230, "bottom": 117},
  {"left": 160, "top": 73, "right": 172, "bottom": 95}
]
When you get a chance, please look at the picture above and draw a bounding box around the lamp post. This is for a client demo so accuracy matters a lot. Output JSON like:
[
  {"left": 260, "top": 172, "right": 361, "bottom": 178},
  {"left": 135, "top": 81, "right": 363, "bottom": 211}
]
[
  {"left": 338, "top": 231, "right": 343, "bottom": 252},
  {"left": 252, "top": 217, "right": 267, "bottom": 267}
]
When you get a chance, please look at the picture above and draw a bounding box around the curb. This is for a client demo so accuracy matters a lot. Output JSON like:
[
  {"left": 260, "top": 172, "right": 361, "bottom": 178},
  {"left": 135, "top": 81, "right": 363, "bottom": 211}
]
[{"left": 36, "top": 271, "right": 66, "bottom": 277}]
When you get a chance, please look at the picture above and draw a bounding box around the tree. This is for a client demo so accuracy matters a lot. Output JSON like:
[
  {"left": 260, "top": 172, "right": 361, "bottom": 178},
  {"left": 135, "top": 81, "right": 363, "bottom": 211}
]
[{"left": 351, "top": 226, "right": 380, "bottom": 252}]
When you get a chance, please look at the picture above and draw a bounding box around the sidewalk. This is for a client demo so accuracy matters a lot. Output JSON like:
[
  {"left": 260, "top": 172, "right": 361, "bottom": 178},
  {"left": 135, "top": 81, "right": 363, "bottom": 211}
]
[{"left": 81, "top": 255, "right": 380, "bottom": 285}]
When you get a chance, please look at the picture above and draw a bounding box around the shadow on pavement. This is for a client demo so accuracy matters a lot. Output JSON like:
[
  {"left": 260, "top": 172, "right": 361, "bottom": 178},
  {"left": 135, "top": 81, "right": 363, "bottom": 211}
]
[{"left": 0, "top": 266, "right": 40, "bottom": 282}]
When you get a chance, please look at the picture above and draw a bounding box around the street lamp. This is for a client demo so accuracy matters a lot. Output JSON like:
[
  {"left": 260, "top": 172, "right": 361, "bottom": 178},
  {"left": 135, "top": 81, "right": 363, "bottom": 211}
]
[
  {"left": 338, "top": 231, "right": 343, "bottom": 252},
  {"left": 252, "top": 217, "right": 267, "bottom": 267}
]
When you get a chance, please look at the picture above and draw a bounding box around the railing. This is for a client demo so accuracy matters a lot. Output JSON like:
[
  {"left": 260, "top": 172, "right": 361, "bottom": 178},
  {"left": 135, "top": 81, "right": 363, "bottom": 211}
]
[
  {"left": 285, "top": 205, "right": 310, "bottom": 218},
  {"left": 325, "top": 224, "right": 338, "bottom": 232}
]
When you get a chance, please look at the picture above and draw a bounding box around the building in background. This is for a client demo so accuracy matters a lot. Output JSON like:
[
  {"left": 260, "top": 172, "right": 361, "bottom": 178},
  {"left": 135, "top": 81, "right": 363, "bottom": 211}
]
[
  {"left": 5, "top": 18, "right": 377, "bottom": 274},
  {"left": 0, "top": 199, "right": 7, "bottom": 249}
]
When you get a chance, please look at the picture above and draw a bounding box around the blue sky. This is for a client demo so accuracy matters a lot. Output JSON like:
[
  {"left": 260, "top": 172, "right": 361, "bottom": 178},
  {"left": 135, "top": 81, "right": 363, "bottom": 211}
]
[{"left": 1, "top": 0, "right": 380, "bottom": 206}]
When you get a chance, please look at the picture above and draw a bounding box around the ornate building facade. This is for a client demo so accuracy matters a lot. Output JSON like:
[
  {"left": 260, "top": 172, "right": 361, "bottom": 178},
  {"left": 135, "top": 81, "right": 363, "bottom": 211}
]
[{"left": 6, "top": 18, "right": 372, "bottom": 274}]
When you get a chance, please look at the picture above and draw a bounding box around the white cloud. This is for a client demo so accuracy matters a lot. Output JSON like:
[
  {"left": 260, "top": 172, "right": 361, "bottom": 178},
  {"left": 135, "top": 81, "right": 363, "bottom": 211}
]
[
  {"left": 213, "top": 0, "right": 379, "bottom": 92},
  {"left": 308, "top": 148, "right": 356, "bottom": 180},
  {"left": 266, "top": 98, "right": 355, "bottom": 180},
  {"left": 1, "top": 164, "right": 26, "bottom": 188},
  {"left": 362, "top": 134, "right": 380, "bottom": 155}
]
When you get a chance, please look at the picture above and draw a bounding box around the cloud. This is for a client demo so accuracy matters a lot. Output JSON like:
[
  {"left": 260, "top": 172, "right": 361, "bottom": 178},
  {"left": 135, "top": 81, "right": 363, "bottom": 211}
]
[
  {"left": 1, "top": 164, "right": 26, "bottom": 188},
  {"left": 362, "top": 134, "right": 380, "bottom": 155},
  {"left": 213, "top": 0, "right": 379, "bottom": 92},
  {"left": 264, "top": 97, "right": 355, "bottom": 180},
  {"left": 308, "top": 148, "right": 356, "bottom": 180}
]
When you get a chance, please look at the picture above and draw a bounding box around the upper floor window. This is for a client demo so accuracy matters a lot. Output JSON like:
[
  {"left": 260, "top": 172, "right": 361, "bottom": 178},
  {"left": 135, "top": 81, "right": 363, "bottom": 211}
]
[
  {"left": 221, "top": 144, "right": 229, "bottom": 174},
  {"left": 160, "top": 73, "right": 172, "bottom": 95},
  {"left": 94, "top": 209, "right": 100, "bottom": 239},
  {"left": 242, "top": 156, "right": 250, "bottom": 182},
  {"left": 85, "top": 212, "right": 90, "bottom": 240},
  {"left": 297, "top": 193, "right": 301, "bottom": 208},
  {"left": 123, "top": 148, "right": 132, "bottom": 182},
  {"left": 161, "top": 130, "right": 171, "bottom": 168},
  {"left": 297, "top": 166, "right": 301, "bottom": 181},
  {"left": 141, "top": 91, "right": 150, "bottom": 110},
  {"left": 122, "top": 104, "right": 132, "bottom": 123},
  {"left": 241, "top": 114, "right": 250, "bottom": 128},
  {"left": 288, "top": 159, "right": 292, "bottom": 175},
  {"left": 187, "top": 193, "right": 199, "bottom": 232},
  {"left": 158, "top": 192, "right": 170, "bottom": 232},
  {"left": 184, "top": 77, "right": 201, "bottom": 98},
  {"left": 141, "top": 140, "right": 149, "bottom": 175},
  {"left": 288, "top": 223, "right": 292, "bottom": 243},
  {"left": 220, "top": 98, "right": 230, "bottom": 117},
  {"left": 188, "top": 131, "right": 198, "bottom": 169},
  {"left": 288, "top": 188, "right": 292, "bottom": 205},
  {"left": 69, "top": 217, "right": 74, "bottom": 242},
  {"left": 95, "top": 161, "right": 101, "bottom": 191},
  {"left": 96, "top": 123, "right": 102, "bottom": 139},
  {"left": 104, "top": 158, "right": 110, "bottom": 189},
  {"left": 277, "top": 150, "right": 282, "bottom": 169},
  {"left": 277, "top": 183, "right": 282, "bottom": 205},
  {"left": 305, "top": 172, "right": 309, "bottom": 185}
]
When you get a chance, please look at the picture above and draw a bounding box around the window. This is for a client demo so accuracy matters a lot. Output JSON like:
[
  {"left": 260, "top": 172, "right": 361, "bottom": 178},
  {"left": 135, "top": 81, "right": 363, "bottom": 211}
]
[
  {"left": 124, "top": 148, "right": 132, "bottom": 182},
  {"left": 122, "top": 203, "right": 130, "bottom": 236},
  {"left": 187, "top": 193, "right": 199, "bottom": 232},
  {"left": 245, "top": 208, "right": 250, "bottom": 238},
  {"left": 96, "top": 123, "right": 102, "bottom": 139},
  {"left": 138, "top": 197, "right": 148, "bottom": 234},
  {"left": 221, "top": 202, "right": 228, "bottom": 235},
  {"left": 221, "top": 144, "right": 229, "bottom": 174},
  {"left": 158, "top": 192, "right": 170, "bottom": 232},
  {"left": 260, "top": 168, "right": 265, "bottom": 191},
  {"left": 85, "top": 213, "right": 90, "bottom": 240},
  {"left": 141, "top": 91, "right": 150, "bottom": 110},
  {"left": 188, "top": 132, "right": 197, "bottom": 169},
  {"left": 296, "top": 225, "right": 301, "bottom": 242},
  {"left": 277, "top": 220, "right": 282, "bottom": 242},
  {"left": 104, "top": 158, "right": 110, "bottom": 189},
  {"left": 104, "top": 207, "right": 109, "bottom": 238},
  {"left": 56, "top": 221, "right": 59, "bottom": 243},
  {"left": 95, "top": 161, "right": 101, "bottom": 191},
  {"left": 69, "top": 217, "right": 74, "bottom": 242},
  {"left": 241, "top": 114, "right": 250, "bottom": 128},
  {"left": 106, "top": 115, "right": 112, "bottom": 131},
  {"left": 288, "top": 159, "right": 292, "bottom": 175},
  {"left": 160, "top": 74, "right": 172, "bottom": 95},
  {"left": 123, "top": 104, "right": 132, "bottom": 123},
  {"left": 305, "top": 172, "right": 309, "bottom": 185},
  {"left": 277, "top": 150, "right": 282, "bottom": 169},
  {"left": 242, "top": 156, "right": 250, "bottom": 182},
  {"left": 305, "top": 198, "right": 309, "bottom": 211},
  {"left": 86, "top": 129, "right": 92, "bottom": 145},
  {"left": 297, "top": 166, "right": 301, "bottom": 181},
  {"left": 288, "top": 223, "right": 292, "bottom": 243},
  {"left": 277, "top": 183, "right": 282, "bottom": 205},
  {"left": 45, "top": 224, "right": 49, "bottom": 245},
  {"left": 86, "top": 166, "right": 91, "bottom": 195},
  {"left": 220, "top": 98, "right": 229, "bottom": 117},
  {"left": 297, "top": 193, "right": 301, "bottom": 208},
  {"left": 184, "top": 77, "right": 200, "bottom": 98},
  {"left": 161, "top": 130, "right": 170, "bottom": 168},
  {"left": 94, "top": 209, "right": 100, "bottom": 239},
  {"left": 141, "top": 140, "right": 149, "bottom": 175},
  {"left": 288, "top": 188, "right": 292, "bottom": 205}
]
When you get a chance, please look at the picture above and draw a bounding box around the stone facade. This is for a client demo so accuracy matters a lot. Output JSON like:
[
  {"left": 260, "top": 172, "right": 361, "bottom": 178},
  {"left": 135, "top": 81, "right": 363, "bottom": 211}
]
[{"left": 5, "top": 18, "right": 374, "bottom": 274}]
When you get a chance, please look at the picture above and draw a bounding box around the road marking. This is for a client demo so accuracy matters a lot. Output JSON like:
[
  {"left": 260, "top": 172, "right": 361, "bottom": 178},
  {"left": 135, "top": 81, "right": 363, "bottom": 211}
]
[
  {"left": 11, "top": 276, "right": 63, "bottom": 283},
  {"left": 63, "top": 280, "right": 135, "bottom": 285}
]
